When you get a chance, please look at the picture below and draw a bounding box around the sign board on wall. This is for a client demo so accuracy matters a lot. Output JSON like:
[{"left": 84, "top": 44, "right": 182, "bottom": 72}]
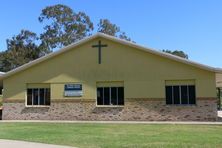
[{"left": 64, "top": 84, "right": 83, "bottom": 97}]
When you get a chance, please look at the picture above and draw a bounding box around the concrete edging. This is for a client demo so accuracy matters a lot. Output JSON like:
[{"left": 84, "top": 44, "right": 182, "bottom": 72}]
[{"left": 1, "top": 120, "right": 222, "bottom": 125}]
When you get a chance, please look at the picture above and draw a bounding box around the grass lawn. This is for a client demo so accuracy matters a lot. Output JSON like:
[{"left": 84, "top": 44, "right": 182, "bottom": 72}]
[{"left": 0, "top": 123, "right": 222, "bottom": 148}]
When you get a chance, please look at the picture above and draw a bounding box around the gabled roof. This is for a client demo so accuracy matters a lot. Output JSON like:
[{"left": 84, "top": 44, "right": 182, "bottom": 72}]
[{"left": 2, "top": 33, "right": 222, "bottom": 79}]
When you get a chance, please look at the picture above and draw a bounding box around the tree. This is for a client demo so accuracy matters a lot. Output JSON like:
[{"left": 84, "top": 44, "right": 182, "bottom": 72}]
[
  {"left": 39, "top": 4, "right": 93, "bottom": 50},
  {"left": 97, "top": 19, "right": 131, "bottom": 41},
  {"left": 162, "top": 50, "right": 188, "bottom": 59},
  {"left": 0, "top": 30, "right": 49, "bottom": 72},
  {"left": 0, "top": 4, "right": 133, "bottom": 72}
]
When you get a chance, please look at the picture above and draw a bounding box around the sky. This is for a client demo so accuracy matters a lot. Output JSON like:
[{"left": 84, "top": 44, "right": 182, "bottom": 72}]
[{"left": 0, "top": 0, "right": 222, "bottom": 67}]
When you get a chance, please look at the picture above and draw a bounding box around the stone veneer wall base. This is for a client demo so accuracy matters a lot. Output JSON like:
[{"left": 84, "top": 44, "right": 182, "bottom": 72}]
[{"left": 2, "top": 98, "right": 218, "bottom": 121}]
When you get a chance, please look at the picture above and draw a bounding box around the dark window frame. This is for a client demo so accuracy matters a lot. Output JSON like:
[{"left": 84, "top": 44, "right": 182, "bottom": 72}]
[
  {"left": 27, "top": 88, "right": 51, "bottom": 106},
  {"left": 0, "top": 86, "right": 3, "bottom": 95},
  {"left": 165, "top": 85, "right": 196, "bottom": 105},
  {"left": 97, "top": 87, "right": 124, "bottom": 106}
]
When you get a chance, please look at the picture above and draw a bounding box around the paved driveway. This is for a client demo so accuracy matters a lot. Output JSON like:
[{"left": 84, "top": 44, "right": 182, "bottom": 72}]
[{"left": 0, "top": 139, "right": 75, "bottom": 148}]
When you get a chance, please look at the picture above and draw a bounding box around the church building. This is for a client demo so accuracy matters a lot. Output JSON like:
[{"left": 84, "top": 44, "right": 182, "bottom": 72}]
[{"left": 2, "top": 33, "right": 221, "bottom": 121}]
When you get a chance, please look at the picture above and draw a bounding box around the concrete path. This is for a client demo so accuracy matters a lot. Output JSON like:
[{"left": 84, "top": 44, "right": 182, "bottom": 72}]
[{"left": 0, "top": 139, "right": 74, "bottom": 148}]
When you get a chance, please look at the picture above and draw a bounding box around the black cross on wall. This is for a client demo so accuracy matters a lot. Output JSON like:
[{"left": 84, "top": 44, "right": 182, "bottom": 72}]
[{"left": 92, "top": 40, "right": 108, "bottom": 64}]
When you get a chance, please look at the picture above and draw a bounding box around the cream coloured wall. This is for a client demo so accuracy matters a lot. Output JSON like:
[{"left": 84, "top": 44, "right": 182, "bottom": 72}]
[
  {"left": 216, "top": 73, "right": 222, "bottom": 88},
  {"left": 3, "top": 37, "right": 217, "bottom": 101}
]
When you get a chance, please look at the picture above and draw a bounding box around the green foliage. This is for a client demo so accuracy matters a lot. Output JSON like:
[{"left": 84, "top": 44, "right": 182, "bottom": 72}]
[
  {"left": 0, "top": 30, "right": 51, "bottom": 72},
  {"left": 119, "top": 31, "right": 132, "bottom": 41},
  {"left": 162, "top": 49, "right": 189, "bottom": 59},
  {"left": 98, "top": 19, "right": 131, "bottom": 41},
  {"left": 0, "top": 4, "right": 132, "bottom": 72},
  {"left": 0, "top": 123, "right": 222, "bottom": 148},
  {"left": 39, "top": 4, "right": 94, "bottom": 50},
  {"left": 98, "top": 19, "right": 120, "bottom": 36}
]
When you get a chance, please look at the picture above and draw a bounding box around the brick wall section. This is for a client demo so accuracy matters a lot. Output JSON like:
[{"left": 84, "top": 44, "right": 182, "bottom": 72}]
[{"left": 2, "top": 98, "right": 218, "bottom": 121}]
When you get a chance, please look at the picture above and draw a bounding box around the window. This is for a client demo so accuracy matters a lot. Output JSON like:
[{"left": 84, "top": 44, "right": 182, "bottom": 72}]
[
  {"left": 27, "top": 88, "right": 50, "bottom": 106},
  {"left": 97, "top": 87, "right": 124, "bottom": 106},
  {"left": 0, "top": 86, "right": 3, "bottom": 95},
  {"left": 165, "top": 85, "right": 196, "bottom": 105}
]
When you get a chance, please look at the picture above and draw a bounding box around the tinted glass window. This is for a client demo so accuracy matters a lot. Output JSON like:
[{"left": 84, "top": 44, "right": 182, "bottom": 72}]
[
  {"left": 166, "top": 86, "right": 173, "bottom": 104},
  {"left": 27, "top": 89, "right": 33, "bottom": 105},
  {"left": 33, "top": 89, "right": 39, "bottom": 105},
  {"left": 118, "top": 87, "right": 124, "bottom": 105},
  {"left": 27, "top": 88, "right": 50, "bottom": 106},
  {"left": 45, "top": 88, "right": 50, "bottom": 105},
  {"left": 97, "top": 87, "right": 103, "bottom": 105},
  {"left": 0, "top": 87, "right": 3, "bottom": 95},
  {"left": 189, "top": 85, "right": 196, "bottom": 104},
  {"left": 39, "top": 88, "right": 45, "bottom": 105},
  {"left": 165, "top": 85, "right": 196, "bottom": 105},
  {"left": 97, "top": 86, "right": 124, "bottom": 106},
  {"left": 173, "top": 86, "right": 180, "bottom": 104},
  {"left": 181, "top": 86, "right": 188, "bottom": 104},
  {"left": 111, "top": 87, "right": 117, "bottom": 105},
  {"left": 104, "top": 87, "right": 110, "bottom": 105}
]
